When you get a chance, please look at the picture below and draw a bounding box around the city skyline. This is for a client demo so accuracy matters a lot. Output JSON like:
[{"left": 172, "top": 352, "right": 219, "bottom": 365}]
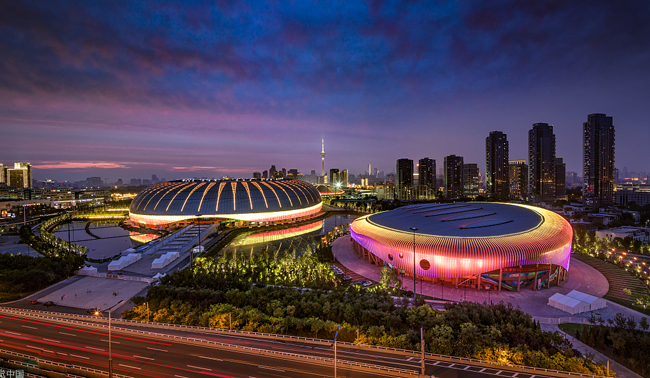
[{"left": 2, "top": 2, "right": 650, "bottom": 181}]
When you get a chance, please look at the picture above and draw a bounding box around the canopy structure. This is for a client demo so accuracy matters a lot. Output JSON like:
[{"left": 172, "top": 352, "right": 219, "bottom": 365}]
[{"left": 547, "top": 290, "right": 606, "bottom": 314}]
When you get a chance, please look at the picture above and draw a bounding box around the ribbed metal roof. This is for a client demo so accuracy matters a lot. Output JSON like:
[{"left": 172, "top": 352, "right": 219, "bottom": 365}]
[
  {"left": 367, "top": 202, "right": 542, "bottom": 237},
  {"left": 129, "top": 179, "right": 321, "bottom": 216}
]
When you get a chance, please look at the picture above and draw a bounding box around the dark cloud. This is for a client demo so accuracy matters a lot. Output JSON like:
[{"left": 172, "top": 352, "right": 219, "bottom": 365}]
[{"left": 1, "top": 0, "right": 649, "bottom": 179}]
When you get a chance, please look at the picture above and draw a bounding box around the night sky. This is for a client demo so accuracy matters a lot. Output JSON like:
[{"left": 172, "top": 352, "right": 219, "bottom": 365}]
[{"left": 1, "top": 1, "right": 649, "bottom": 182}]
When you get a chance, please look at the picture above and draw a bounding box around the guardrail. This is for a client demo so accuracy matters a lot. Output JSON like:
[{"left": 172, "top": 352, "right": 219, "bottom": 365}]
[
  {"left": 0, "top": 348, "right": 131, "bottom": 378},
  {"left": 0, "top": 307, "right": 610, "bottom": 378}
]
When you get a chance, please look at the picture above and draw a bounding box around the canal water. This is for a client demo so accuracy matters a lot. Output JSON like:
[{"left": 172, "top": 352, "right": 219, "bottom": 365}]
[
  {"left": 52, "top": 221, "right": 159, "bottom": 259},
  {"left": 221, "top": 213, "right": 357, "bottom": 258}
]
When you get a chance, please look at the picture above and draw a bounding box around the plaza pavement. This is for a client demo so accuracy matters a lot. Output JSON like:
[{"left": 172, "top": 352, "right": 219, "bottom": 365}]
[{"left": 37, "top": 276, "right": 148, "bottom": 311}]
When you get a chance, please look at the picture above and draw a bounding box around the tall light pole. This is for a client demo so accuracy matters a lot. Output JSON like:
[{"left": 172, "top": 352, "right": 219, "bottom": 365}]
[
  {"left": 192, "top": 214, "right": 202, "bottom": 271},
  {"left": 95, "top": 299, "right": 124, "bottom": 378},
  {"left": 409, "top": 227, "right": 418, "bottom": 300}
]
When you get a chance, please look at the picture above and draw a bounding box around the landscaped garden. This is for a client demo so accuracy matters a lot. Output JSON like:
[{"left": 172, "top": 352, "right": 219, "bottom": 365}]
[{"left": 122, "top": 230, "right": 612, "bottom": 376}]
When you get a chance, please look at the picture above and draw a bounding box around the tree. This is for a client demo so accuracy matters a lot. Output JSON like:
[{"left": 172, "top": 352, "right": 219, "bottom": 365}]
[{"left": 640, "top": 317, "right": 649, "bottom": 331}]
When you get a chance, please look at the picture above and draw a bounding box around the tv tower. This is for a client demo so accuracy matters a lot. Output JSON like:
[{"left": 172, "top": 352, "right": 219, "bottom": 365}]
[{"left": 321, "top": 138, "right": 328, "bottom": 184}]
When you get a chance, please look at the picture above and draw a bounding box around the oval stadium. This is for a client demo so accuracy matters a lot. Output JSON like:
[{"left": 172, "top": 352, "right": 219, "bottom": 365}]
[
  {"left": 129, "top": 179, "right": 322, "bottom": 227},
  {"left": 349, "top": 202, "right": 573, "bottom": 291}
]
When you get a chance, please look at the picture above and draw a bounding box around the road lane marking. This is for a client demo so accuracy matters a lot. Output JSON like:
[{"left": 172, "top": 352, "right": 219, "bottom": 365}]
[
  {"left": 119, "top": 364, "right": 141, "bottom": 370},
  {"left": 512, "top": 374, "right": 518, "bottom": 377},
  {"left": 188, "top": 365, "right": 211, "bottom": 371},
  {"left": 197, "top": 355, "right": 223, "bottom": 361},
  {"left": 479, "top": 368, "right": 486, "bottom": 372},
  {"left": 147, "top": 347, "right": 167, "bottom": 352},
  {"left": 259, "top": 366, "right": 285, "bottom": 372},
  {"left": 70, "top": 354, "right": 89, "bottom": 359},
  {"left": 6, "top": 331, "right": 21, "bottom": 335},
  {"left": 406, "top": 357, "right": 414, "bottom": 361},
  {"left": 26, "top": 346, "right": 42, "bottom": 350},
  {"left": 464, "top": 366, "right": 470, "bottom": 370},
  {"left": 59, "top": 332, "right": 77, "bottom": 337},
  {"left": 100, "top": 339, "right": 120, "bottom": 343},
  {"left": 21, "top": 325, "right": 37, "bottom": 330},
  {"left": 56, "top": 352, "right": 67, "bottom": 356},
  {"left": 134, "top": 355, "right": 155, "bottom": 360},
  {"left": 42, "top": 338, "right": 60, "bottom": 343},
  {"left": 85, "top": 346, "right": 105, "bottom": 351},
  {"left": 175, "top": 375, "right": 189, "bottom": 378}
]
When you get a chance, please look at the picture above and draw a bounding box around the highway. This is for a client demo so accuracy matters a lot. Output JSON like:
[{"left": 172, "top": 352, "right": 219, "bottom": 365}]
[{"left": 0, "top": 311, "right": 556, "bottom": 378}]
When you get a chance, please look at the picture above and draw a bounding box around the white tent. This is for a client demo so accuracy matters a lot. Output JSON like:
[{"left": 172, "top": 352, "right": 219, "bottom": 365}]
[
  {"left": 547, "top": 293, "right": 591, "bottom": 315},
  {"left": 565, "top": 290, "right": 607, "bottom": 311}
]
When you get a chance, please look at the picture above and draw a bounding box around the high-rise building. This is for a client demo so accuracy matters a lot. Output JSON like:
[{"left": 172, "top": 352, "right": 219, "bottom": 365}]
[
  {"left": 330, "top": 168, "right": 340, "bottom": 185},
  {"left": 368, "top": 164, "right": 372, "bottom": 177},
  {"left": 463, "top": 163, "right": 479, "bottom": 198},
  {"left": 0, "top": 164, "right": 6, "bottom": 184},
  {"left": 288, "top": 169, "right": 298, "bottom": 178},
  {"left": 269, "top": 165, "right": 277, "bottom": 178},
  {"left": 86, "top": 177, "right": 102, "bottom": 187},
  {"left": 7, "top": 162, "right": 32, "bottom": 188},
  {"left": 262, "top": 170, "right": 268, "bottom": 179},
  {"left": 528, "top": 123, "right": 556, "bottom": 202},
  {"left": 418, "top": 158, "right": 436, "bottom": 188},
  {"left": 509, "top": 160, "right": 528, "bottom": 200},
  {"left": 281, "top": 168, "right": 287, "bottom": 178},
  {"left": 486, "top": 131, "right": 510, "bottom": 199},
  {"left": 396, "top": 158, "right": 414, "bottom": 199},
  {"left": 341, "top": 169, "right": 349, "bottom": 187},
  {"left": 253, "top": 172, "right": 262, "bottom": 179},
  {"left": 583, "top": 113, "right": 615, "bottom": 210},
  {"left": 444, "top": 155, "right": 464, "bottom": 199},
  {"left": 321, "top": 139, "right": 327, "bottom": 184},
  {"left": 555, "top": 158, "right": 566, "bottom": 199}
]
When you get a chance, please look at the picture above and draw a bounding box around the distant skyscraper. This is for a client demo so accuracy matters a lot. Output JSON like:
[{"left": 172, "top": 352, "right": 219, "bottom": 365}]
[
  {"left": 341, "top": 169, "right": 349, "bottom": 187},
  {"left": 396, "top": 158, "right": 413, "bottom": 199},
  {"left": 281, "top": 168, "right": 286, "bottom": 178},
  {"left": 288, "top": 169, "right": 298, "bottom": 178},
  {"left": 269, "top": 165, "right": 277, "bottom": 178},
  {"left": 486, "top": 131, "right": 510, "bottom": 199},
  {"left": 7, "top": 162, "right": 32, "bottom": 188},
  {"left": 583, "top": 113, "right": 615, "bottom": 210},
  {"left": 253, "top": 172, "right": 261, "bottom": 179},
  {"left": 368, "top": 163, "right": 372, "bottom": 177},
  {"left": 418, "top": 158, "right": 435, "bottom": 188},
  {"left": 509, "top": 160, "right": 528, "bottom": 200},
  {"left": 330, "top": 168, "right": 340, "bottom": 185},
  {"left": 444, "top": 155, "right": 464, "bottom": 199},
  {"left": 321, "top": 139, "right": 327, "bottom": 184},
  {"left": 555, "top": 158, "right": 566, "bottom": 198},
  {"left": 0, "top": 164, "right": 6, "bottom": 184},
  {"left": 262, "top": 170, "right": 268, "bottom": 179},
  {"left": 528, "top": 123, "right": 556, "bottom": 202},
  {"left": 463, "top": 163, "right": 479, "bottom": 198}
]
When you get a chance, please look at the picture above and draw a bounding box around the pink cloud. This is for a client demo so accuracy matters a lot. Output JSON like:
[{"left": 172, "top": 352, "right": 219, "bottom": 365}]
[{"left": 34, "top": 161, "right": 130, "bottom": 169}]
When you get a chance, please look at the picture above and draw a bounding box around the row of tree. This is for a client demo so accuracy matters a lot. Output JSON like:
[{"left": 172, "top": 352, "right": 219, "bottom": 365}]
[
  {"left": 124, "top": 276, "right": 610, "bottom": 375},
  {"left": 575, "top": 313, "right": 650, "bottom": 376}
]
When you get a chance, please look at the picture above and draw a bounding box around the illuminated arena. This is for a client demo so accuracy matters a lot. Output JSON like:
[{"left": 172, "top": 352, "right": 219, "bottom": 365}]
[
  {"left": 129, "top": 179, "right": 322, "bottom": 227},
  {"left": 350, "top": 203, "right": 573, "bottom": 291}
]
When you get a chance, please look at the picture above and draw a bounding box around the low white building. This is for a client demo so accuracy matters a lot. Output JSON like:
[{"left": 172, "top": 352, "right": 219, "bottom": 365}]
[
  {"left": 596, "top": 226, "right": 650, "bottom": 243},
  {"left": 547, "top": 290, "right": 607, "bottom": 315}
]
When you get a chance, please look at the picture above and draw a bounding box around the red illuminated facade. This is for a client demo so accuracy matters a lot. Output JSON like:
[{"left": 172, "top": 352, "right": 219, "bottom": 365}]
[{"left": 350, "top": 203, "right": 573, "bottom": 291}]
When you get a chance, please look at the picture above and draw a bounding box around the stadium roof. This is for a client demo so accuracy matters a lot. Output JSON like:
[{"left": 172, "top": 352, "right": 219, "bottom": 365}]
[{"left": 367, "top": 202, "right": 543, "bottom": 237}]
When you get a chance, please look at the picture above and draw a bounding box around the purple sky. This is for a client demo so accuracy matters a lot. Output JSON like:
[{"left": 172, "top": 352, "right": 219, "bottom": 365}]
[{"left": 1, "top": 1, "right": 649, "bottom": 182}]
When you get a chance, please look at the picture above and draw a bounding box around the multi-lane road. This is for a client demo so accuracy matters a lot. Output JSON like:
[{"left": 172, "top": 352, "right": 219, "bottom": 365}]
[{"left": 0, "top": 310, "right": 562, "bottom": 378}]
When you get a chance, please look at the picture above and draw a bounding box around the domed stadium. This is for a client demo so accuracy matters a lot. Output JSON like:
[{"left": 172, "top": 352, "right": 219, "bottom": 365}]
[
  {"left": 316, "top": 184, "right": 345, "bottom": 196},
  {"left": 129, "top": 179, "right": 322, "bottom": 227},
  {"left": 350, "top": 202, "right": 573, "bottom": 291}
]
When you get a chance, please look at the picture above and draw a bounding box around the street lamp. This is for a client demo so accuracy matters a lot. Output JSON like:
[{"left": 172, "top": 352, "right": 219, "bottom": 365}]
[
  {"left": 192, "top": 213, "right": 202, "bottom": 271},
  {"left": 409, "top": 227, "right": 419, "bottom": 300},
  {"left": 94, "top": 299, "right": 124, "bottom": 378}
]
